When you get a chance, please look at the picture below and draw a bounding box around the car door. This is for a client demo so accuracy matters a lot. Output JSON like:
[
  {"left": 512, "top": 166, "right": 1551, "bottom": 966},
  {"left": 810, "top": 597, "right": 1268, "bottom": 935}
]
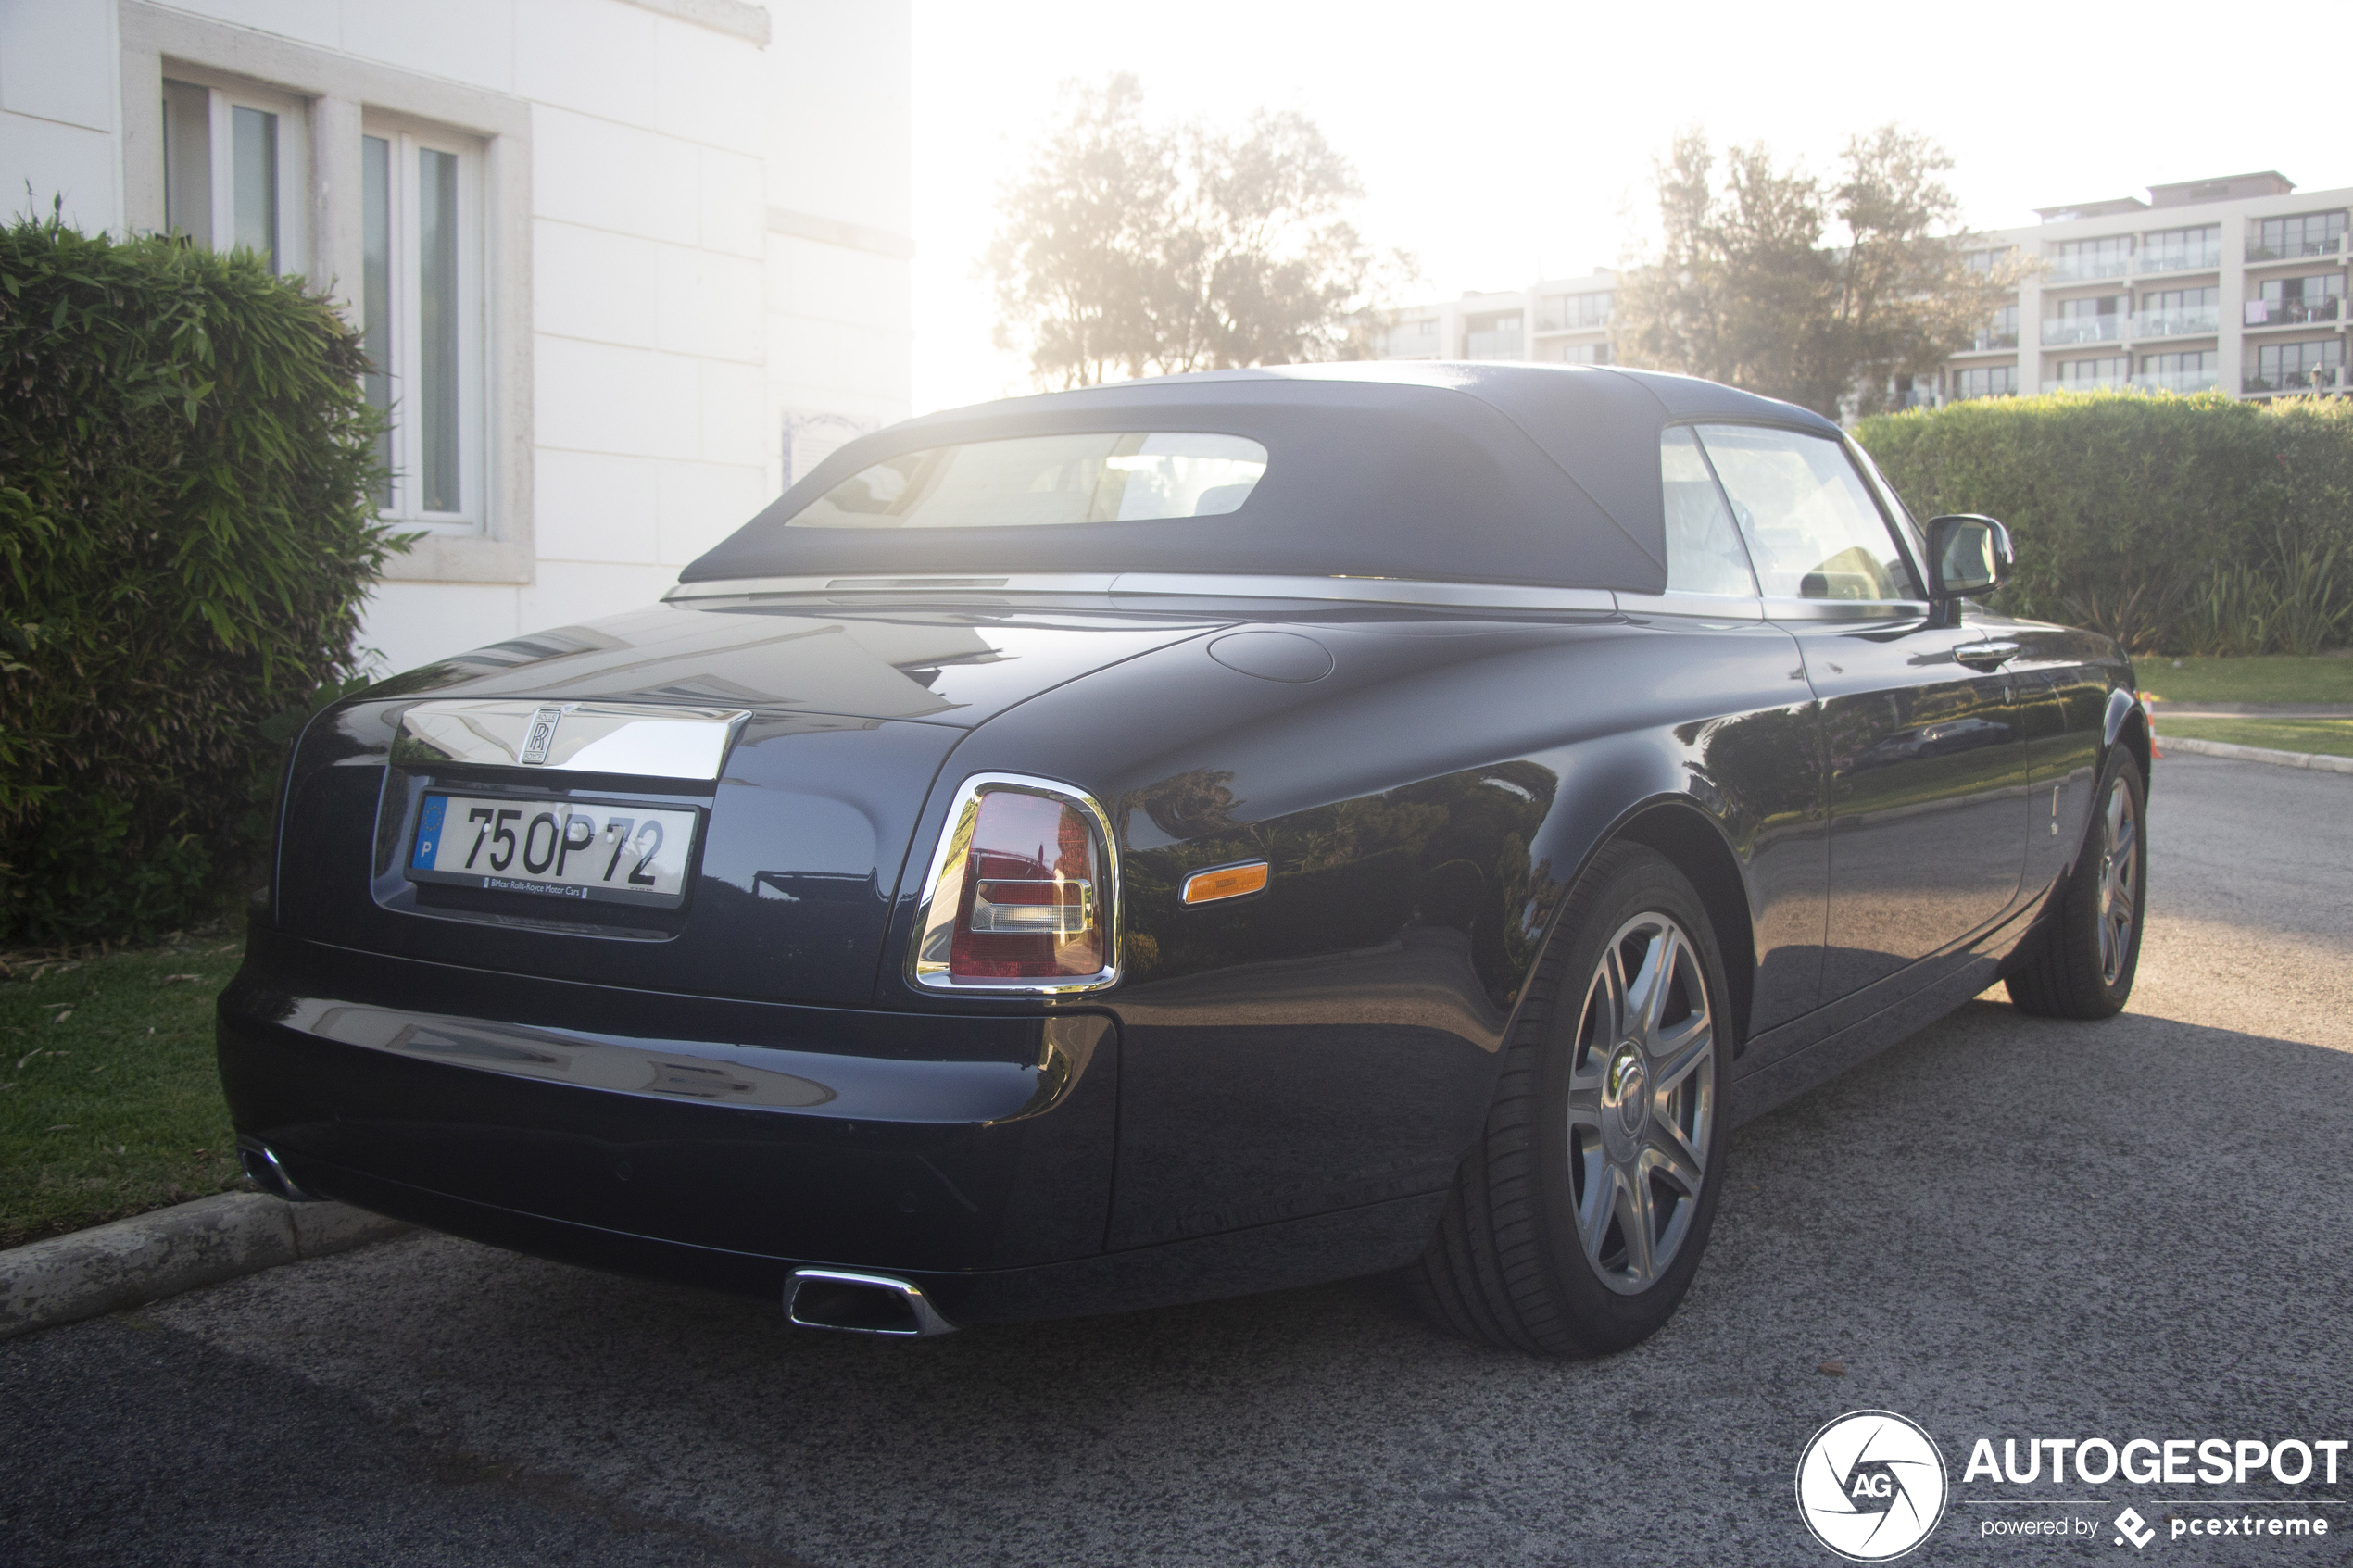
[{"left": 1693, "top": 422, "right": 2028, "bottom": 1003}]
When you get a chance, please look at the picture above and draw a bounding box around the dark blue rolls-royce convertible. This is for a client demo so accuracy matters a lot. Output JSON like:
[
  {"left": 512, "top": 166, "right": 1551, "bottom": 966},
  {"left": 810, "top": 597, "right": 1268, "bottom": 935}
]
[{"left": 220, "top": 363, "right": 2148, "bottom": 1355}]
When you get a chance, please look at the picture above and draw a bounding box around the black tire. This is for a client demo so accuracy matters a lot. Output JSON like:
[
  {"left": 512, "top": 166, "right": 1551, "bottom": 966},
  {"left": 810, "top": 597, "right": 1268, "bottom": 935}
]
[
  {"left": 2006, "top": 748, "right": 2146, "bottom": 1019},
  {"left": 1406, "top": 842, "right": 1732, "bottom": 1357}
]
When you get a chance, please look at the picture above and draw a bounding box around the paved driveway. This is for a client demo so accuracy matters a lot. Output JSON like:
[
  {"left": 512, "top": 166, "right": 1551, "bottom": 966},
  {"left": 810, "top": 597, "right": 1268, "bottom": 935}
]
[{"left": 6, "top": 754, "right": 2349, "bottom": 1567}]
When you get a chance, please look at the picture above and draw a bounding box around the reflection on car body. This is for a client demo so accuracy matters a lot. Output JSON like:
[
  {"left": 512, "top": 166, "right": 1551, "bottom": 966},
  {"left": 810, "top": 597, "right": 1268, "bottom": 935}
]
[{"left": 220, "top": 363, "right": 2149, "bottom": 1354}]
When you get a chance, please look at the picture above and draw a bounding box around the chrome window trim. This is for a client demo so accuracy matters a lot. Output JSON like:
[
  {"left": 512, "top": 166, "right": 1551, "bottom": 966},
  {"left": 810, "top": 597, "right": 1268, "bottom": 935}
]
[
  {"left": 392, "top": 700, "right": 749, "bottom": 780},
  {"left": 1760, "top": 596, "right": 1931, "bottom": 624},
  {"left": 666, "top": 572, "right": 1617, "bottom": 614},
  {"left": 1614, "top": 590, "right": 1765, "bottom": 621},
  {"left": 906, "top": 771, "right": 1123, "bottom": 997}
]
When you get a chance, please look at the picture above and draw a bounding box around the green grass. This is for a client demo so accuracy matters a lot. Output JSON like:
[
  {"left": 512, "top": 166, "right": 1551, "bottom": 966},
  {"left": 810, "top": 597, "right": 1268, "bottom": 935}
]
[
  {"left": 2135, "top": 654, "right": 2353, "bottom": 706},
  {"left": 0, "top": 927, "right": 247, "bottom": 1249},
  {"left": 2155, "top": 718, "right": 2353, "bottom": 759}
]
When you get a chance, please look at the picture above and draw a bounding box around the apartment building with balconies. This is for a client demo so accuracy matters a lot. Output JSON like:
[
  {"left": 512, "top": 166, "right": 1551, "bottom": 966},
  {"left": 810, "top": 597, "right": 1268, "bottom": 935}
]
[
  {"left": 1367, "top": 174, "right": 2347, "bottom": 417},
  {"left": 1369, "top": 269, "right": 1617, "bottom": 368},
  {"left": 1935, "top": 171, "right": 2348, "bottom": 405}
]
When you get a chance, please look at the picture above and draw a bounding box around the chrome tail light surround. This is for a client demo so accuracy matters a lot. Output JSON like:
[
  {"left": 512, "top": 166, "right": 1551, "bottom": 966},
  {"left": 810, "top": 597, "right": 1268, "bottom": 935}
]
[{"left": 906, "top": 771, "right": 1121, "bottom": 995}]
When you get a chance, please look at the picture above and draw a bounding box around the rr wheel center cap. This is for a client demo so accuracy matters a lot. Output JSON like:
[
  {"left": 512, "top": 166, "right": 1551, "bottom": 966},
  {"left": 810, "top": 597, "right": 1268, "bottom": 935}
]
[{"left": 1602, "top": 1043, "right": 1647, "bottom": 1138}]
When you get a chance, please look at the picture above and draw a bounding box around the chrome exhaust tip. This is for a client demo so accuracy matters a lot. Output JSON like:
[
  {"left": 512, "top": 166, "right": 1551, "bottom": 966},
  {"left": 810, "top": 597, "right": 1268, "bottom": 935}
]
[
  {"left": 236, "top": 1137, "right": 324, "bottom": 1203},
  {"left": 784, "top": 1268, "right": 958, "bottom": 1337}
]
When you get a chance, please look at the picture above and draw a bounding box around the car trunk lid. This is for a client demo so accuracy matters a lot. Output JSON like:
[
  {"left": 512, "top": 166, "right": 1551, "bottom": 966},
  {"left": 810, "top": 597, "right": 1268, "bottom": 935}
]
[{"left": 272, "top": 601, "right": 1221, "bottom": 1005}]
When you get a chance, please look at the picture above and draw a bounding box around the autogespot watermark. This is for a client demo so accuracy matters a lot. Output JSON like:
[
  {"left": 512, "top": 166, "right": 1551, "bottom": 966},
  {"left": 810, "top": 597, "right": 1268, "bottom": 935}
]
[
  {"left": 1796, "top": 1411, "right": 1950, "bottom": 1562},
  {"left": 1795, "top": 1413, "right": 2347, "bottom": 1559}
]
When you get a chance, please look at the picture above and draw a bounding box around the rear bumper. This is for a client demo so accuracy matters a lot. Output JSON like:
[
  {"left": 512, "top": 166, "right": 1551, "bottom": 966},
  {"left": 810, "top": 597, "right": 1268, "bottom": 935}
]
[
  {"left": 225, "top": 1152, "right": 1445, "bottom": 1325},
  {"left": 218, "top": 928, "right": 1444, "bottom": 1323},
  {"left": 217, "top": 927, "right": 1118, "bottom": 1280}
]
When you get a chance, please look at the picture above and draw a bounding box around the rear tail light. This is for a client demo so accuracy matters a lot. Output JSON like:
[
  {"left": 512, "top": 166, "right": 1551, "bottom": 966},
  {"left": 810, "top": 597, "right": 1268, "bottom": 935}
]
[{"left": 910, "top": 775, "right": 1118, "bottom": 992}]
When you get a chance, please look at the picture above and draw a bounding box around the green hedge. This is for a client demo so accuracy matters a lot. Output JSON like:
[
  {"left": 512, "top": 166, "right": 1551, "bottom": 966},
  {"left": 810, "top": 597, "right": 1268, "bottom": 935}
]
[
  {"left": 1854, "top": 390, "right": 2353, "bottom": 654},
  {"left": 1, "top": 213, "right": 401, "bottom": 945}
]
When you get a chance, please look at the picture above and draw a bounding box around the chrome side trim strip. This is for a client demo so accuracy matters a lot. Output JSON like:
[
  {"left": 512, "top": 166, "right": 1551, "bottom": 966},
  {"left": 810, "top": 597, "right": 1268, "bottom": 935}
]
[
  {"left": 906, "top": 771, "right": 1122, "bottom": 996},
  {"left": 663, "top": 573, "right": 1116, "bottom": 601},
  {"left": 394, "top": 700, "right": 749, "bottom": 779},
  {"left": 1613, "top": 590, "right": 1766, "bottom": 621},
  {"left": 1110, "top": 573, "right": 1617, "bottom": 612},
  {"left": 664, "top": 571, "right": 1618, "bottom": 614},
  {"left": 1761, "top": 596, "right": 1932, "bottom": 624}
]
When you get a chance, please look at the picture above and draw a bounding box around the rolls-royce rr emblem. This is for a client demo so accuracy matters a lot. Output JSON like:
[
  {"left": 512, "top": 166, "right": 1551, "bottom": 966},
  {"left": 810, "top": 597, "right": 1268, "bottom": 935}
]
[{"left": 520, "top": 705, "right": 563, "bottom": 765}]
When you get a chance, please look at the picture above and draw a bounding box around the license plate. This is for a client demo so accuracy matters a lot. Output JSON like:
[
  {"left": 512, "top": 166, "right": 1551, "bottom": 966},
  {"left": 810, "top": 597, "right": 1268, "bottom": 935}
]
[{"left": 406, "top": 794, "right": 699, "bottom": 908}]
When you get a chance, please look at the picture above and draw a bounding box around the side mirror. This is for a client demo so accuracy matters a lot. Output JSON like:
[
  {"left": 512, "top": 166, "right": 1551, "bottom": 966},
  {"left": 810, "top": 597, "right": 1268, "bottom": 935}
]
[{"left": 1925, "top": 514, "right": 2014, "bottom": 599}]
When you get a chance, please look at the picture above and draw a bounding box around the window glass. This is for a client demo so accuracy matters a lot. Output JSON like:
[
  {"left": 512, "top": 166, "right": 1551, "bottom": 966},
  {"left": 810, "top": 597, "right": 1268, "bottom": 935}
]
[
  {"left": 361, "top": 135, "right": 392, "bottom": 509},
  {"left": 417, "top": 146, "right": 461, "bottom": 514},
  {"left": 362, "top": 120, "right": 483, "bottom": 527},
  {"left": 1694, "top": 425, "right": 1913, "bottom": 601},
  {"left": 1658, "top": 427, "right": 1755, "bottom": 596},
  {"left": 1846, "top": 438, "right": 1927, "bottom": 565},
  {"left": 789, "top": 433, "right": 1269, "bottom": 529},
  {"left": 1951, "top": 365, "right": 2018, "bottom": 400},
  {"left": 160, "top": 81, "right": 211, "bottom": 246},
  {"left": 231, "top": 107, "right": 278, "bottom": 270}
]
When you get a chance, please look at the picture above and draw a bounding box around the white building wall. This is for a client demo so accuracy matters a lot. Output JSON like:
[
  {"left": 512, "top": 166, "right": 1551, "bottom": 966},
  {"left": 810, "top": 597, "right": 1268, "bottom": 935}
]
[
  {"left": 0, "top": 1, "right": 124, "bottom": 233},
  {"left": 3, "top": 0, "right": 910, "bottom": 677}
]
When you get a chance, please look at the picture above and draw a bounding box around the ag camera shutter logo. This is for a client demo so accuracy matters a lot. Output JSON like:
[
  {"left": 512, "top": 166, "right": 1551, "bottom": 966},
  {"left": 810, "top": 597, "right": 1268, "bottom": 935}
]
[{"left": 1796, "top": 1410, "right": 1950, "bottom": 1561}]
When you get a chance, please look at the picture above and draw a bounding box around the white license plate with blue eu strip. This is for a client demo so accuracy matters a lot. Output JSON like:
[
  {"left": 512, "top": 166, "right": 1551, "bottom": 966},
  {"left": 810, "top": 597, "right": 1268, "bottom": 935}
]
[{"left": 407, "top": 794, "right": 699, "bottom": 908}]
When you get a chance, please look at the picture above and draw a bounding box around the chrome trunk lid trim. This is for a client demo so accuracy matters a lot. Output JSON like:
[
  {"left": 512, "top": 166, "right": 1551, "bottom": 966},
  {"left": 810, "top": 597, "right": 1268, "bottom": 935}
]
[{"left": 392, "top": 700, "right": 750, "bottom": 779}]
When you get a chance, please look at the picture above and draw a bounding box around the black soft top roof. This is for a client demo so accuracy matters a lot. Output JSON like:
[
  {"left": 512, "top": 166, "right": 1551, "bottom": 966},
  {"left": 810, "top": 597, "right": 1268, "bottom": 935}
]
[{"left": 680, "top": 362, "right": 1840, "bottom": 596}]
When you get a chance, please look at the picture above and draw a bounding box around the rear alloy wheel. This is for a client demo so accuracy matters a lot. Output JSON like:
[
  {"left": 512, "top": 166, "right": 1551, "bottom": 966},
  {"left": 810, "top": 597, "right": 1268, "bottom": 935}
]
[
  {"left": 1566, "top": 910, "right": 1716, "bottom": 1296},
  {"left": 2006, "top": 749, "right": 2146, "bottom": 1019},
  {"left": 1407, "top": 843, "right": 1730, "bottom": 1356}
]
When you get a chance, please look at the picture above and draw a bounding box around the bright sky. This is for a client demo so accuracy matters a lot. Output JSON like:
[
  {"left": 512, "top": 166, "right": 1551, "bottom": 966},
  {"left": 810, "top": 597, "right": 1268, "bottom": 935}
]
[{"left": 909, "top": 0, "right": 2350, "bottom": 416}]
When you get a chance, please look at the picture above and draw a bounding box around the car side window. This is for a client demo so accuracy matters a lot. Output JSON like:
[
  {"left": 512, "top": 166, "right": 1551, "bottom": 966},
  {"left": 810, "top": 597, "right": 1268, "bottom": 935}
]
[
  {"left": 1844, "top": 437, "right": 1929, "bottom": 571},
  {"left": 1693, "top": 424, "right": 1917, "bottom": 601},
  {"left": 1659, "top": 425, "right": 1757, "bottom": 596}
]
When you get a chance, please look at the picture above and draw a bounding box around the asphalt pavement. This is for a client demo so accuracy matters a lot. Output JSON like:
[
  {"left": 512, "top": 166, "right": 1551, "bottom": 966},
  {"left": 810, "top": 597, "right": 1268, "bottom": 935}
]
[{"left": 6, "top": 753, "right": 2349, "bottom": 1567}]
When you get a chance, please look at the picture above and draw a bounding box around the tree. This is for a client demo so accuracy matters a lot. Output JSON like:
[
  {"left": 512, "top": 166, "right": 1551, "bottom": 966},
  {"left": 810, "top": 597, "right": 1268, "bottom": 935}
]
[
  {"left": 986, "top": 76, "right": 1387, "bottom": 389},
  {"left": 1612, "top": 126, "right": 2017, "bottom": 417}
]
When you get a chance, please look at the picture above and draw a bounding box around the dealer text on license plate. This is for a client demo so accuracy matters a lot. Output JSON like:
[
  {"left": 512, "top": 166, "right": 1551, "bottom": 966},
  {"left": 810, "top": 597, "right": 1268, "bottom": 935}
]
[{"left": 407, "top": 794, "right": 698, "bottom": 907}]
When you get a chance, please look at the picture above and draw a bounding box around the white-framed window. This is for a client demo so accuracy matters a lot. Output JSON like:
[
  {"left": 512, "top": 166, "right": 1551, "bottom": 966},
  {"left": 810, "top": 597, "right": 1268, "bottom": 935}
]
[
  {"left": 129, "top": 10, "right": 534, "bottom": 583},
  {"left": 158, "top": 74, "right": 309, "bottom": 274},
  {"left": 360, "top": 118, "right": 486, "bottom": 530}
]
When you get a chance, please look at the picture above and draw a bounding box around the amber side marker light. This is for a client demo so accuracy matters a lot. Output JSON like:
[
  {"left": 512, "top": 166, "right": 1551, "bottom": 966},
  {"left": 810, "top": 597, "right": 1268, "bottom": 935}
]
[{"left": 1182, "top": 861, "right": 1269, "bottom": 905}]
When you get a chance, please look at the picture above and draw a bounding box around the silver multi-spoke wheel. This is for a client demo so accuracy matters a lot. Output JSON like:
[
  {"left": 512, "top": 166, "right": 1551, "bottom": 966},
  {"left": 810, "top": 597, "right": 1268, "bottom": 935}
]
[
  {"left": 1566, "top": 911, "right": 1715, "bottom": 1296},
  {"left": 2095, "top": 775, "right": 2139, "bottom": 988},
  {"left": 2007, "top": 748, "right": 2145, "bottom": 1021},
  {"left": 1408, "top": 843, "right": 1729, "bottom": 1354}
]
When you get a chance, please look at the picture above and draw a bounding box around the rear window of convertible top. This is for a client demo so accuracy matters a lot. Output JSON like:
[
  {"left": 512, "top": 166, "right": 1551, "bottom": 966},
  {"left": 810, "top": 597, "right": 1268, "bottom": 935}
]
[{"left": 786, "top": 433, "right": 1269, "bottom": 529}]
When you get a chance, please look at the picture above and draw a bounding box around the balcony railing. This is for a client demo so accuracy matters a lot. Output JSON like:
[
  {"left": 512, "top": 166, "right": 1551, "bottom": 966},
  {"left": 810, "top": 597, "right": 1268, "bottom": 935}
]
[
  {"left": 2246, "top": 235, "right": 2344, "bottom": 262},
  {"left": 2243, "top": 365, "right": 2345, "bottom": 395},
  {"left": 1464, "top": 330, "right": 1524, "bottom": 360},
  {"left": 2244, "top": 296, "right": 2343, "bottom": 328},
  {"left": 2045, "top": 253, "right": 2133, "bottom": 282},
  {"left": 2137, "top": 245, "right": 2221, "bottom": 274},
  {"left": 2129, "top": 370, "right": 2219, "bottom": 395},
  {"left": 1966, "top": 326, "right": 2020, "bottom": 351},
  {"left": 2131, "top": 305, "right": 2221, "bottom": 338},
  {"left": 2042, "top": 316, "right": 2125, "bottom": 346},
  {"left": 2041, "top": 376, "right": 2129, "bottom": 394}
]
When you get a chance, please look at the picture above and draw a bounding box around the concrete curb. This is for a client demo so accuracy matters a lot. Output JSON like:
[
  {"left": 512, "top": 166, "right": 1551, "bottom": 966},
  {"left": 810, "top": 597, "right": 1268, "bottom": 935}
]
[
  {"left": 2154, "top": 733, "right": 2353, "bottom": 774},
  {"left": 0, "top": 1194, "right": 411, "bottom": 1341}
]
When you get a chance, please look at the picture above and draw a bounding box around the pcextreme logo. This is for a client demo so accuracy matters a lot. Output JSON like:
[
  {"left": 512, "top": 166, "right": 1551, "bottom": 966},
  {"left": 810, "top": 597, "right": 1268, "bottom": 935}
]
[{"left": 1796, "top": 1411, "right": 1950, "bottom": 1562}]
